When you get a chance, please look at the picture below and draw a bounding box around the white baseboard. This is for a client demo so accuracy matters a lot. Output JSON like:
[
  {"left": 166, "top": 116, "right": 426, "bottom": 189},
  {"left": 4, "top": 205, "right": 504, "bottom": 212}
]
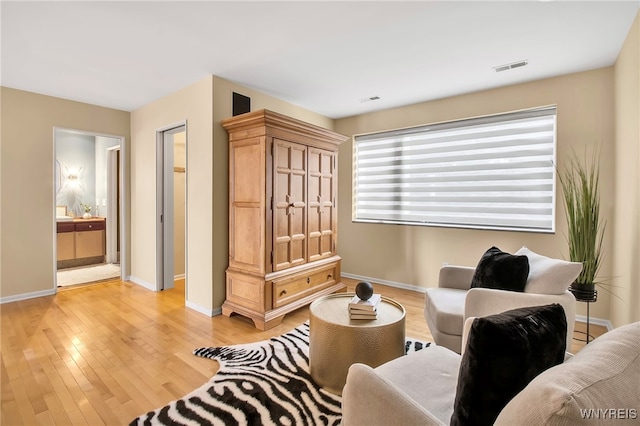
[
  {"left": 185, "top": 300, "right": 221, "bottom": 317},
  {"left": 341, "top": 272, "right": 427, "bottom": 294},
  {"left": 575, "top": 314, "right": 613, "bottom": 331},
  {"left": 128, "top": 276, "right": 157, "bottom": 291},
  {"left": 0, "top": 288, "right": 57, "bottom": 304},
  {"left": 174, "top": 274, "right": 185, "bottom": 281}
]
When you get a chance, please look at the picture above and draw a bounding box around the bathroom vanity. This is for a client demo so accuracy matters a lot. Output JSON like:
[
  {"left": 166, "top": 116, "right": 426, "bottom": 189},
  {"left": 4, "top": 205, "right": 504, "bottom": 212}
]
[{"left": 57, "top": 217, "right": 106, "bottom": 268}]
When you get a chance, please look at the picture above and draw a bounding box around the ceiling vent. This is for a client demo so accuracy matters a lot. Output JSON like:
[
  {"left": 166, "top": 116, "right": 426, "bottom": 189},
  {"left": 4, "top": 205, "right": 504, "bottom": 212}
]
[
  {"left": 494, "top": 60, "right": 528, "bottom": 72},
  {"left": 360, "top": 96, "right": 381, "bottom": 103}
]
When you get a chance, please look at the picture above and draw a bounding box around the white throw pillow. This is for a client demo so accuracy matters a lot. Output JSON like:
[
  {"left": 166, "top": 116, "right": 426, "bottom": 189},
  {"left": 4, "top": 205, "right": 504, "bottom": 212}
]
[{"left": 515, "top": 246, "right": 582, "bottom": 295}]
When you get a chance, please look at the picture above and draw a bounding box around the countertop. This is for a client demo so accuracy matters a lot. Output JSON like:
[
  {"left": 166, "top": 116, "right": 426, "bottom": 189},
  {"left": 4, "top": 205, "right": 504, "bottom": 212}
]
[{"left": 57, "top": 216, "right": 105, "bottom": 223}]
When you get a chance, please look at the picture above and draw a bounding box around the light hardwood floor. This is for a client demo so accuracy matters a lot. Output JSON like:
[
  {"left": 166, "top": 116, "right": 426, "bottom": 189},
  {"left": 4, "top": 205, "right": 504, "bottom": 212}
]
[{"left": 1, "top": 278, "right": 606, "bottom": 425}]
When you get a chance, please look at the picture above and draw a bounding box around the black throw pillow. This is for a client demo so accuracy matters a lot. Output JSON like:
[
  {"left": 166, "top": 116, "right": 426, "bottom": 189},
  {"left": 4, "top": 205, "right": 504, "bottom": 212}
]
[
  {"left": 470, "top": 246, "right": 529, "bottom": 292},
  {"left": 450, "top": 304, "right": 567, "bottom": 426}
]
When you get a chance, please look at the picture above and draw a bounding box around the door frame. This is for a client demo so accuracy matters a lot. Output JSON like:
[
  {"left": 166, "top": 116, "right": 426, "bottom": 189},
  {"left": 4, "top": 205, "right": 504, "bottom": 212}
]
[
  {"left": 106, "top": 145, "right": 120, "bottom": 264},
  {"left": 155, "top": 121, "right": 187, "bottom": 292},
  {"left": 52, "top": 127, "right": 127, "bottom": 290}
]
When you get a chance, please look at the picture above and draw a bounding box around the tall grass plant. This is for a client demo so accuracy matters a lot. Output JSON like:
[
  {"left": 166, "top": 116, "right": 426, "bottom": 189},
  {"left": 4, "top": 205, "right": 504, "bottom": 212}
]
[{"left": 558, "top": 150, "right": 606, "bottom": 287}]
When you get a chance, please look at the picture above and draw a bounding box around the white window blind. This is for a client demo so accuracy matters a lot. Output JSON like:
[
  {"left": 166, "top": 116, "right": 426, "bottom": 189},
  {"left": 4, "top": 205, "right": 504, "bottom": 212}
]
[{"left": 353, "top": 106, "right": 557, "bottom": 232}]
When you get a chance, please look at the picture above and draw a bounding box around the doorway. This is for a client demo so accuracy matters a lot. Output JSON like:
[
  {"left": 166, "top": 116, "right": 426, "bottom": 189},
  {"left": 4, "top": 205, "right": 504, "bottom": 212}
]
[
  {"left": 156, "top": 124, "right": 187, "bottom": 291},
  {"left": 54, "top": 128, "right": 125, "bottom": 288}
]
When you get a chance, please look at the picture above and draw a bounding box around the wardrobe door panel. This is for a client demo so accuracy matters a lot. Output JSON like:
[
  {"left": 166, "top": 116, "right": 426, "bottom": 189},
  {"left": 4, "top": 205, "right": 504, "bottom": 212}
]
[
  {"left": 273, "top": 139, "right": 307, "bottom": 271},
  {"left": 308, "top": 148, "right": 336, "bottom": 262},
  {"left": 229, "top": 138, "right": 265, "bottom": 273}
]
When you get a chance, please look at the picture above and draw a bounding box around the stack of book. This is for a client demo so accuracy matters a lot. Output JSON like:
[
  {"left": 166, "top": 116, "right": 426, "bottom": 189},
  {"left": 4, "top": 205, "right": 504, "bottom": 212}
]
[{"left": 349, "top": 294, "right": 381, "bottom": 320}]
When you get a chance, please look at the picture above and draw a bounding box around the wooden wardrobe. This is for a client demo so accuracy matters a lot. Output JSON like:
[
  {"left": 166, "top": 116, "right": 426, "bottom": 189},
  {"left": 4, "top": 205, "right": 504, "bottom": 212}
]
[{"left": 222, "top": 109, "right": 348, "bottom": 330}]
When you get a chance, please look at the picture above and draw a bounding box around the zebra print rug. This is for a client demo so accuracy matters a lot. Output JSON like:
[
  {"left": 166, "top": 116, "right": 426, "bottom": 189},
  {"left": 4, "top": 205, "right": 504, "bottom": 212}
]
[{"left": 130, "top": 323, "right": 430, "bottom": 426}]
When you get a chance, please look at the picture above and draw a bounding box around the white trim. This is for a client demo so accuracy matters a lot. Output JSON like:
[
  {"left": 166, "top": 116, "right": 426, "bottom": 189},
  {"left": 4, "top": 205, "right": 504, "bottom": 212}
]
[
  {"left": 0, "top": 289, "right": 57, "bottom": 304},
  {"left": 52, "top": 127, "right": 59, "bottom": 292},
  {"left": 575, "top": 314, "right": 613, "bottom": 331},
  {"left": 106, "top": 145, "right": 120, "bottom": 265},
  {"left": 186, "top": 300, "right": 221, "bottom": 317},
  {"left": 128, "top": 276, "right": 157, "bottom": 292},
  {"left": 174, "top": 274, "right": 186, "bottom": 280},
  {"left": 119, "top": 135, "right": 128, "bottom": 282},
  {"left": 156, "top": 130, "right": 164, "bottom": 291},
  {"left": 341, "top": 272, "right": 427, "bottom": 293}
]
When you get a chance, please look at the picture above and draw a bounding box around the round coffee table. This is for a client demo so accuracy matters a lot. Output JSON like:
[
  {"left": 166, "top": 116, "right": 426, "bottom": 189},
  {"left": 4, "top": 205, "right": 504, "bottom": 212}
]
[{"left": 309, "top": 293, "right": 406, "bottom": 395}]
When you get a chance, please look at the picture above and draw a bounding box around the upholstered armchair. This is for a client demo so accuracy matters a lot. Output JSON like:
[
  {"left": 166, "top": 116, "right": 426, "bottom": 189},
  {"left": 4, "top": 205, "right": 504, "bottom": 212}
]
[
  {"left": 343, "top": 314, "right": 640, "bottom": 426},
  {"left": 424, "top": 247, "right": 581, "bottom": 353}
]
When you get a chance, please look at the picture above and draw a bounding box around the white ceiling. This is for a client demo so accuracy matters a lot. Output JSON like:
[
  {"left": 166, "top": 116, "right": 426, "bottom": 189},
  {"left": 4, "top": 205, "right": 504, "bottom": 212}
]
[{"left": 2, "top": 1, "right": 638, "bottom": 119}]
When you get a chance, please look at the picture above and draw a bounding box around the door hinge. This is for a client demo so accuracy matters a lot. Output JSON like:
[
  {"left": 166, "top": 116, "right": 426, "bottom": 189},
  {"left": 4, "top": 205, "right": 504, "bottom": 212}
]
[{"left": 160, "top": 214, "right": 163, "bottom": 223}]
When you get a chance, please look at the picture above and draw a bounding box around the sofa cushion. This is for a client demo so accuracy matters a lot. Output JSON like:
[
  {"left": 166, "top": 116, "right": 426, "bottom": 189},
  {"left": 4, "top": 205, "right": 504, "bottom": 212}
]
[
  {"left": 495, "top": 321, "right": 640, "bottom": 426},
  {"left": 515, "top": 246, "right": 583, "bottom": 295},
  {"left": 470, "top": 246, "right": 529, "bottom": 292},
  {"left": 451, "top": 304, "right": 567, "bottom": 426},
  {"left": 424, "top": 288, "right": 467, "bottom": 336},
  {"left": 375, "top": 345, "right": 462, "bottom": 425}
]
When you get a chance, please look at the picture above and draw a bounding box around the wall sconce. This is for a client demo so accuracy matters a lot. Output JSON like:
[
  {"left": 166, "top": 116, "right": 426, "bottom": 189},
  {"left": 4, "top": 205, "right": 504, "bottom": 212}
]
[{"left": 64, "top": 166, "right": 83, "bottom": 189}]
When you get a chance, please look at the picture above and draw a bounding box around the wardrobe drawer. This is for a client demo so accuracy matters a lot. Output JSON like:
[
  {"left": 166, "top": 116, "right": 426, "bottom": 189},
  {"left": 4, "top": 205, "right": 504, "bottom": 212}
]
[{"left": 272, "top": 264, "right": 337, "bottom": 308}]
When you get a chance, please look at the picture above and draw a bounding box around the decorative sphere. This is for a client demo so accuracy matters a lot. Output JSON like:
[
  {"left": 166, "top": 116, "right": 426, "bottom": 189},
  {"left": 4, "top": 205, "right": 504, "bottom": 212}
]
[{"left": 355, "top": 281, "right": 374, "bottom": 301}]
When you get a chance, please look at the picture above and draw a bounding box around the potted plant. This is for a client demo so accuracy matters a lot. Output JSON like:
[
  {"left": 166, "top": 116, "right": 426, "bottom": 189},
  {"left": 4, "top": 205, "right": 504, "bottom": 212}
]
[
  {"left": 558, "top": 149, "right": 606, "bottom": 301},
  {"left": 80, "top": 202, "right": 93, "bottom": 219}
]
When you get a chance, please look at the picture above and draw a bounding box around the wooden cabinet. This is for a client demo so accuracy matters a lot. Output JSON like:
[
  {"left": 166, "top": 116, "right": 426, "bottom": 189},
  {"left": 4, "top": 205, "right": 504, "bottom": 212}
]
[
  {"left": 56, "top": 223, "right": 75, "bottom": 261},
  {"left": 56, "top": 219, "right": 106, "bottom": 267},
  {"left": 222, "top": 110, "right": 348, "bottom": 330},
  {"left": 76, "top": 221, "right": 105, "bottom": 258}
]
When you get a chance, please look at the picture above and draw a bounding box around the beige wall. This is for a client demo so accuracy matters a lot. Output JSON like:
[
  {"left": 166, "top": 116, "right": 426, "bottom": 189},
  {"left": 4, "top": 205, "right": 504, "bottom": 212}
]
[
  {"left": 0, "top": 87, "right": 130, "bottom": 299},
  {"left": 210, "top": 76, "right": 334, "bottom": 308},
  {"left": 128, "top": 75, "right": 332, "bottom": 312},
  {"left": 3, "top": 17, "right": 635, "bottom": 326},
  {"left": 612, "top": 12, "right": 640, "bottom": 327},
  {"left": 335, "top": 68, "right": 616, "bottom": 321},
  {"left": 130, "top": 76, "right": 214, "bottom": 311}
]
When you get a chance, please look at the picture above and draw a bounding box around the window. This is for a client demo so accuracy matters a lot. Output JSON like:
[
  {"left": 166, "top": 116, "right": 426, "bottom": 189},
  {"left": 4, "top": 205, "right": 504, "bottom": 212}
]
[{"left": 353, "top": 106, "right": 557, "bottom": 232}]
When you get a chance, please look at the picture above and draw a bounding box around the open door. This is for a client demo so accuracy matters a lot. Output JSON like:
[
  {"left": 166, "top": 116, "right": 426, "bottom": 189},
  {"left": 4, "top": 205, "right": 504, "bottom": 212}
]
[{"left": 156, "top": 124, "right": 186, "bottom": 291}]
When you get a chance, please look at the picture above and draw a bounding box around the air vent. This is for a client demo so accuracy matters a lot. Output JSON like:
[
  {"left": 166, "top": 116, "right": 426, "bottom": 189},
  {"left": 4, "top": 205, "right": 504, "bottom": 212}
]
[
  {"left": 493, "top": 60, "right": 528, "bottom": 72},
  {"left": 360, "top": 96, "right": 381, "bottom": 103}
]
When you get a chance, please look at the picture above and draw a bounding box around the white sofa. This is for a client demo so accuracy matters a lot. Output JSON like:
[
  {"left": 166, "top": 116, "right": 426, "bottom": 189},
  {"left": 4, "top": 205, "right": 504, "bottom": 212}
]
[
  {"left": 424, "top": 263, "right": 577, "bottom": 353},
  {"left": 342, "top": 321, "right": 640, "bottom": 426}
]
